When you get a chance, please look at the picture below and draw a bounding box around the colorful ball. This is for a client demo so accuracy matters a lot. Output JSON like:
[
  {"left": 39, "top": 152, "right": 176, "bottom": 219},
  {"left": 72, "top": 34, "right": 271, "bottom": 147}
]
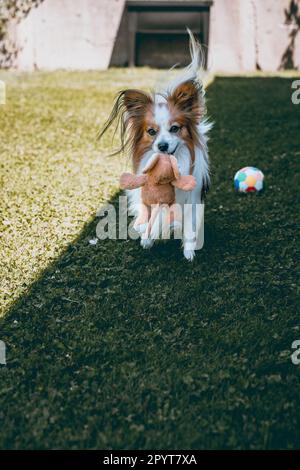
[{"left": 234, "top": 167, "right": 264, "bottom": 193}]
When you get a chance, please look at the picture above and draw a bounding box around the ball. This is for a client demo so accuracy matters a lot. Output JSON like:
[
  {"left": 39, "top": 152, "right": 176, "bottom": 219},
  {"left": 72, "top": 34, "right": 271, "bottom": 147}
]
[{"left": 234, "top": 166, "right": 264, "bottom": 193}]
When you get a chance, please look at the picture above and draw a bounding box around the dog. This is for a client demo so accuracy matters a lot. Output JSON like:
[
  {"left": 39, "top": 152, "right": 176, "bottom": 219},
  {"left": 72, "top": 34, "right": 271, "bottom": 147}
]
[{"left": 98, "top": 30, "right": 212, "bottom": 261}]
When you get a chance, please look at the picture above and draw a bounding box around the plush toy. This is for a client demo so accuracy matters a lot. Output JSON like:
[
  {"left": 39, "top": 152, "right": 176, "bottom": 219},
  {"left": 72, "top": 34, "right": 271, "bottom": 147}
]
[{"left": 120, "top": 153, "right": 196, "bottom": 237}]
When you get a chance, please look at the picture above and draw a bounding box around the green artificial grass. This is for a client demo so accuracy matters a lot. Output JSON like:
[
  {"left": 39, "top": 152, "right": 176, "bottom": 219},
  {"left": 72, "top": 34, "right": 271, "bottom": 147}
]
[{"left": 0, "top": 70, "right": 300, "bottom": 449}]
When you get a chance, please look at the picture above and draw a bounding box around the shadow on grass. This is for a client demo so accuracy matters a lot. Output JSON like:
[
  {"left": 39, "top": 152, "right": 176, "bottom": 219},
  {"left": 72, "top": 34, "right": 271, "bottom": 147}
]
[{"left": 0, "top": 76, "right": 300, "bottom": 450}]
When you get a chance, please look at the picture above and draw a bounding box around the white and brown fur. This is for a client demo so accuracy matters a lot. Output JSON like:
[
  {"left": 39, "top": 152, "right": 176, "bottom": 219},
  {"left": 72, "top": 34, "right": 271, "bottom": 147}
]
[{"left": 99, "top": 31, "right": 212, "bottom": 261}]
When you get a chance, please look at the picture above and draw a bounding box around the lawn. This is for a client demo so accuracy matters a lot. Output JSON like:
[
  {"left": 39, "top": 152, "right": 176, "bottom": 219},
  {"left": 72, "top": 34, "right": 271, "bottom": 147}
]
[{"left": 0, "top": 70, "right": 299, "bottom": 449}]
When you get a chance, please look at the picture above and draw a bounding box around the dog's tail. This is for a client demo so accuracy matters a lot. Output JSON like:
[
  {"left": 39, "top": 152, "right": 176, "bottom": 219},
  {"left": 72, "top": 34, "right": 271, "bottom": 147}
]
[{"left": 166, "top": 29, "right": 205, "bottom": 96}]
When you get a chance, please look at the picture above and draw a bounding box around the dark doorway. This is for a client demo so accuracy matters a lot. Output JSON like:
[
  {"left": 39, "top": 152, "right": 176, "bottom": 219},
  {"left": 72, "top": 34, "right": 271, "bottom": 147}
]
[
  {"left": 110, "top": 1, "right": 212, "bottom": 68},
  {"left": 135, "top": 31, "right": 204, "bottom": 68}
]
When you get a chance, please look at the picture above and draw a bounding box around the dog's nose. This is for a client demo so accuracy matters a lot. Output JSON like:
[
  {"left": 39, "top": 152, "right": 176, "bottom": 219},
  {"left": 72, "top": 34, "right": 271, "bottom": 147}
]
[{"left": 158, "top": 142, "right": 169, "bottom": 153}]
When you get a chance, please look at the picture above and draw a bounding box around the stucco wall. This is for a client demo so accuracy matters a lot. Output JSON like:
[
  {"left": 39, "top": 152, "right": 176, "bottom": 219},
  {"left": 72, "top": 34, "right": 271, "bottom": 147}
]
[
  {"left": 12, "top": 0, "right": 300, "bottom": 71},
  {"left": 15, "top": 0, "right": 125, "bottom": 70},
  {"left": 256, "top": 0, "right": 300, "bottom": 70},
  {"left": 209, "top": 0, "right": 300, "bottom": 72}
]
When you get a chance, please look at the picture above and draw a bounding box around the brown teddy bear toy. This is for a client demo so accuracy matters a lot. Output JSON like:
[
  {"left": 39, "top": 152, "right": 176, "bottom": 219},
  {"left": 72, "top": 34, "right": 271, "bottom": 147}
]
[{"left": 120, "top": 153, "right": 196, "bottom": 238}]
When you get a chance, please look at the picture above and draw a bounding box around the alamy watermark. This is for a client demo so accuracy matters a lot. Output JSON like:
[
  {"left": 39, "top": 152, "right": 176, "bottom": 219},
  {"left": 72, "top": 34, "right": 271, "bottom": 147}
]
[
  {"left": 0, "top": 341, "right": 6, "bottom": 365},
  {"left": 0, "top": 80, "right": 5, "bottom": 105},
  {"left": 291, "top": 80, "right": 300, "bottom": 105},
  {"left": 92, "top": 196, "right": 204, "bottom": 250},
  {"left": 291, "top": 340, "right": 300, "bottom": 365}
]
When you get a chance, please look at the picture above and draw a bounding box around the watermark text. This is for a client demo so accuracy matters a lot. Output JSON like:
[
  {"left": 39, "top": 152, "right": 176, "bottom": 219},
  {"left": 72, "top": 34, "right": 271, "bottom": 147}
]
[
  {"left": 0, "top": 341, "right": 6, "bottom": 365},
  {"left": 0, "top": 81, "right": 5, "bottom": 105},
  {"left": 291, "top": 80, "right": 300, "bottom": 104},
  {"left": 291, "top": 340, "right": 300, "bottom": 365}
]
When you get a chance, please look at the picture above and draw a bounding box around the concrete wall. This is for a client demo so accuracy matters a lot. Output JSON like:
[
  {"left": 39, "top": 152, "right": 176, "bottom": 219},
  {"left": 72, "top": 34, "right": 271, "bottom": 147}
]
[
  {"left": 209, "top": 0, "right": 300, "bottom": 72},
  {"left": 12, "top": 0, "right": 300, "bottom": 71},
  {"left": 14, "top": 0, "right": 125, "bottom": 70}
]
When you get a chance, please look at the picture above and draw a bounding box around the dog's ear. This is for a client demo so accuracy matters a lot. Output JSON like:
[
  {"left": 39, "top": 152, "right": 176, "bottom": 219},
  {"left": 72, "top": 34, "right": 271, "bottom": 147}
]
[
  {"left": 142, "top": 153, "right": 160, "bottom": 174},
  {"left": 123, "top": 89, "right": 153, "bottom": 117},
  {"left": 168, "top": 80, "right": 204, "bottom": 121}
]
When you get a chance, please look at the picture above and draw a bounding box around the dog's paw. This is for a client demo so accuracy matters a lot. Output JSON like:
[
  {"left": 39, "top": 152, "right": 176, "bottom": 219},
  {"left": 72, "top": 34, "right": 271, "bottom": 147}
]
[
  {"left": 183, "top": 249, "right": 195, "bottom": 262},
  {"left": 140, "top": 238, "right": 154, "bottom": 250}
]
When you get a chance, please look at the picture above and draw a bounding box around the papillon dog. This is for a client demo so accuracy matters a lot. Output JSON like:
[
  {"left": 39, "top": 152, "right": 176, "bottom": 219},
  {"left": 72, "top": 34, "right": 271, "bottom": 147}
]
[{"left": 99, "top": 30, "right": 212, "bottom": 261}]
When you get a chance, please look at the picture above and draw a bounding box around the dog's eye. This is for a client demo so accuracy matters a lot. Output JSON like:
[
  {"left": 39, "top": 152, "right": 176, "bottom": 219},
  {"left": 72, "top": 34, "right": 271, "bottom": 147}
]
[
  {"left": 147, "top": 128, "right": 157, "bottom": 137},
  {"left": 170, "top": 125, "right": 180, "bottom": 134}
]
